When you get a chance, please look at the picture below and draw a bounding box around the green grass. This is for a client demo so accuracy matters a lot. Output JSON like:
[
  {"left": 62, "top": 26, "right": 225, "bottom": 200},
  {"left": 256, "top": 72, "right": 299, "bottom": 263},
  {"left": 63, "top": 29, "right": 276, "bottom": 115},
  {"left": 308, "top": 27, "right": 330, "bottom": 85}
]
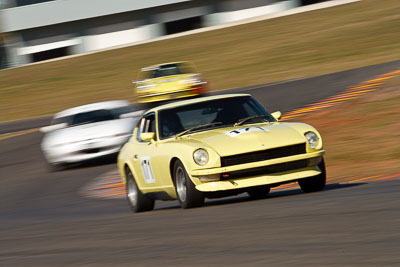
[
  {"left": 1, "top": 0, "right": 400, "bottom": 122},
  {"left": 300, "top": 75, "right": 400, "bottom": 178}
]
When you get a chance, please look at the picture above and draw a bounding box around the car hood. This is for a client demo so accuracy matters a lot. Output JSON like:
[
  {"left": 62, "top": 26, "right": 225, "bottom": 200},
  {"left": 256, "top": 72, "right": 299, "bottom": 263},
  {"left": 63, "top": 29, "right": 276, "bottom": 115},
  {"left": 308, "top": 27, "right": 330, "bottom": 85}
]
[
  {"left": 42, "top": 118, "right": 136, "bottom": 146},
  {"left": 187, "top": 123, "right": 307, "bottom": 157}
]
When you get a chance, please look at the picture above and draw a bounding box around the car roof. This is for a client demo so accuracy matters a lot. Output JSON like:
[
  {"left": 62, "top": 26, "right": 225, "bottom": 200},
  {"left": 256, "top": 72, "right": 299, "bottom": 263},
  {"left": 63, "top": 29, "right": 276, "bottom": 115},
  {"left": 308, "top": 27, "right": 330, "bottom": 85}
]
[
  {"left": 147, "top": 94, "right": 252, "bottom": 113},
  {"left": 141, "top": 61, "right": 189, "bottom": 71},
  {"left": 55, "top": 100, "right": 132, "bottom": 118}
]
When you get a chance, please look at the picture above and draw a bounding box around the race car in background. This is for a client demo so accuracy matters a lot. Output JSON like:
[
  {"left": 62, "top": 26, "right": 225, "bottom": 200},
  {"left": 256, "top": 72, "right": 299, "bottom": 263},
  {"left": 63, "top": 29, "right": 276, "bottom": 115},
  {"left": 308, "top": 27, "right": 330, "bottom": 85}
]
[
  {"left": 40, "top": 100, "right": 143, "bottom": 171},
  {"left": 117, "top": 94, "right": 326, "bottom": 212},
  {"left": 134, "top": 61, "right": 208, "bottom": 104}
]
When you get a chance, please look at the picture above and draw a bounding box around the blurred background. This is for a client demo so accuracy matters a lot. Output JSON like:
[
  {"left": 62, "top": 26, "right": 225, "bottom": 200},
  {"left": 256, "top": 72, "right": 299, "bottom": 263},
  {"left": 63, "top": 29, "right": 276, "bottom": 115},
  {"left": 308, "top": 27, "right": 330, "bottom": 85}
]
[
  {"left": 1, "top": 1, "right": 400, "bottom": 265},
  {"left": 1, "top": 0, "right": 399, "bottom": 123},
  {"left": 0, "top": 0, "right": 325, "bottom": 69}
]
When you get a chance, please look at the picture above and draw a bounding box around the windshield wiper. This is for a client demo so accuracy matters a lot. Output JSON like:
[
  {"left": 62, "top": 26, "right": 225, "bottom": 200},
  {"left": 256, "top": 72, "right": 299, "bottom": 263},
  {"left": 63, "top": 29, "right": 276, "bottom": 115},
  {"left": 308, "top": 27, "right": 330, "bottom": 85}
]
[
  {"left": 175, "top": 122, "right": 222, "bottom": 138},
  {"left": 234, "top": 115, "right": 269, "bottom": 127}
]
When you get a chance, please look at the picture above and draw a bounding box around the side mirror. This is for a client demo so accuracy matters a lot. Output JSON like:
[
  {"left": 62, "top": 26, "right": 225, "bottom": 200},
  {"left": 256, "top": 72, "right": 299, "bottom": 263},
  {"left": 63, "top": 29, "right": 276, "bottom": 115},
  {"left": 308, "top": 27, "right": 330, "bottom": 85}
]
[
  {"left": 141, "top": 132, "right": 155, "bottom": 142},
  {"left": 119, "top": 110, "right": 145, "bottom": 119},
  {"left": 40, "top": 123, "right": 67, "bottom": 133},
  {"left": 271, "top": 111, "right": 282, "bottom": 121}
]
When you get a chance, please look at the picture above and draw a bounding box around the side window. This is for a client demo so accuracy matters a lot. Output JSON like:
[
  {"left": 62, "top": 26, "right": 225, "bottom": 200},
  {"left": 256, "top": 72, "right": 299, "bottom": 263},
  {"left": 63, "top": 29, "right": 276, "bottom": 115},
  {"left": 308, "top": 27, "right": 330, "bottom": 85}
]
[{"left": 136, "top": 113, "right": 156, "bottom": 142}]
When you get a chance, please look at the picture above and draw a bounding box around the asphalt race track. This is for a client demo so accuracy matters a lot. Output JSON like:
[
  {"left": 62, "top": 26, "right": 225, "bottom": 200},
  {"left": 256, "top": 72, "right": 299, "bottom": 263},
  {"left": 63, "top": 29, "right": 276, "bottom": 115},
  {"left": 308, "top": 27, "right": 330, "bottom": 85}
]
[{"left": 1, "top": 61, "right": 400, "bottom": 265}]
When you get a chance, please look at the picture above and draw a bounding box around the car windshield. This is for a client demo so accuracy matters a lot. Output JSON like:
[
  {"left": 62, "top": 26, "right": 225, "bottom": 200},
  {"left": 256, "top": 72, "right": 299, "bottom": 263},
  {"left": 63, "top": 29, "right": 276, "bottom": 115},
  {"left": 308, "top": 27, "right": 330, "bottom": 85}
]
[
  {"left": 153, "top": 63, "right": 191, "bottom": 78},
  {"left": 71, "top": 109, "right": 115, "bottom": 126},
  {"left": 110, "top": 105, "right": 136, "bottom": 118},
  {"left": 51, "top": 115, "right": 72, "bottom": 126},
  {"left": 52, "top": 105, "right": 136, "bottom": 127},
  {"left": 158, "top": 96, "right": 274, "bottom": 139}
]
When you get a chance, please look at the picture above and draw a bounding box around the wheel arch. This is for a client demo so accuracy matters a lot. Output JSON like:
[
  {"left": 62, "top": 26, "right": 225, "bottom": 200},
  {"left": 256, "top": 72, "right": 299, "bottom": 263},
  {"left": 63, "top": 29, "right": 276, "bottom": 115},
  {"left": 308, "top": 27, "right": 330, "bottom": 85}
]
[
  {"left": 169, "top": 157, "right": 180, "bottom": 186},
  {"left": 122, "top": 162, "right": 136, "bottom": 184},
  {"left": 169, "top": 156, "right": 200, "bottom": 187}
]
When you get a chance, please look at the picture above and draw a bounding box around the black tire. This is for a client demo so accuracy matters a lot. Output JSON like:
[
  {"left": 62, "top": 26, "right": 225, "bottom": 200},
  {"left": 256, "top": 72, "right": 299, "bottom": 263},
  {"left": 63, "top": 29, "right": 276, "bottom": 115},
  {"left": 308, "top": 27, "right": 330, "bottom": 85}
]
[
  {"left": 173, "top": 160, "right": 205, "bottom": 209},
  {"left": 247, "top": 186, "right": 271, "bottom": 199},
  {"left": 125, "top": 168, "right": 154, "bottom": 213},
  {"left": 46, "top": 162, "right": 66, "bottom": 172},
  {"left": 298, "top": 158, "right": 326, "bottom": 193}
]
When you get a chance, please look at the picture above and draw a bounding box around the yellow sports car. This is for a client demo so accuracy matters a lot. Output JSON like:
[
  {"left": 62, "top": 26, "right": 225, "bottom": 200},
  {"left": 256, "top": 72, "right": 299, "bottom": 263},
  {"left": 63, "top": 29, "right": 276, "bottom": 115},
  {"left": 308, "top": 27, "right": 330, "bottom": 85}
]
[
  {"left": 118, "top": 94, "right": 326, "bottom": 212},
  {"left": 134, "top": 62, "right": 208, "bottom": 104}
]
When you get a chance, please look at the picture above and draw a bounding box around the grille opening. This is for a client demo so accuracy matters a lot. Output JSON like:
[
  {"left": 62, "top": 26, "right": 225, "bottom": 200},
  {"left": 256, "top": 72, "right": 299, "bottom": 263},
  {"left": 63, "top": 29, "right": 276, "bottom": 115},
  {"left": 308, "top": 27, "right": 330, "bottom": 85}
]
[
  {"left": 221, "top": 160, "right": 308, "bottom": 180},
  {"left": 221, "top": 143, "right": 306, "bottom": 167}
]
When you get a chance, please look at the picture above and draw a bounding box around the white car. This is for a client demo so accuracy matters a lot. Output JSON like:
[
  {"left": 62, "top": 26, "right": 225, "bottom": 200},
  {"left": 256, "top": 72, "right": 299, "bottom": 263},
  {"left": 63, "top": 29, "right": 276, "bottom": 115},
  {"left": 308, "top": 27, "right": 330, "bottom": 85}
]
[{"left": 40, "top": 100, "right": 143, "bottom": 170}]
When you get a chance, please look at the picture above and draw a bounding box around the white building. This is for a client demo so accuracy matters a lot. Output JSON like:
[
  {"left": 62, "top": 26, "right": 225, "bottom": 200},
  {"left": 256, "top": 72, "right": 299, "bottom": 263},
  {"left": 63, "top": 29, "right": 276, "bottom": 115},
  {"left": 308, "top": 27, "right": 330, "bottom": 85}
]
[{"left": 0, "top": 0, "right": 321, "bottom": 69}]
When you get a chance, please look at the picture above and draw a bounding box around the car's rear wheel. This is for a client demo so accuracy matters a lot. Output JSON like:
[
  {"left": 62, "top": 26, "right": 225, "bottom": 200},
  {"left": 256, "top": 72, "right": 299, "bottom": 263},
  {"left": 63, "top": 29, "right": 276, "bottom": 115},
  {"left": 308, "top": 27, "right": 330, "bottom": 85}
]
[
  {"left": 298, "top": 158, "right": 326, "bottom": 193},
  {"left": 126, "top": 168, "right": 154, "bottom": 213},
  {"left": 247, "top": 186, "right": 271, "bottom": 199},
  {"left": 174, "top": 160, "right": 205, "bottom": 209}
]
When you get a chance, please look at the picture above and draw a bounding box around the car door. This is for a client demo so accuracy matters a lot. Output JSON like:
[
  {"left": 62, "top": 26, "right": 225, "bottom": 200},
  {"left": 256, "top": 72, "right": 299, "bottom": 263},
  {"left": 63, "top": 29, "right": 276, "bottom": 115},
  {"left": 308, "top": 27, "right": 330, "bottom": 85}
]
[{"left": 131, "top": 113, "right": 164, "bottom": 189}]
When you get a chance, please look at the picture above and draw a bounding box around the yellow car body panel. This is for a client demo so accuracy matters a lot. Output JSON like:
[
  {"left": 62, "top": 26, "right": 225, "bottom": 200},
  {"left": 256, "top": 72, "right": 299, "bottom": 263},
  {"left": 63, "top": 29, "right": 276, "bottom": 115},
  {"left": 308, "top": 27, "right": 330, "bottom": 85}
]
[
  {"left": 118, "top": 94, "right": 325, "bottom": 200},
  {"left": 135, "top": 62, "right": 208, "bottom": 103}
]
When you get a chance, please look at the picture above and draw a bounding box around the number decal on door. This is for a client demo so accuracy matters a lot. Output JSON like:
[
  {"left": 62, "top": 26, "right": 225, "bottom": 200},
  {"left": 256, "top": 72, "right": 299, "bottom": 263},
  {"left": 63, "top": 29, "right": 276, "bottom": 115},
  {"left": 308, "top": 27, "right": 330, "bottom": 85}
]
[{"left": 140, "top": 156, "right": 156, "bottom": 184}]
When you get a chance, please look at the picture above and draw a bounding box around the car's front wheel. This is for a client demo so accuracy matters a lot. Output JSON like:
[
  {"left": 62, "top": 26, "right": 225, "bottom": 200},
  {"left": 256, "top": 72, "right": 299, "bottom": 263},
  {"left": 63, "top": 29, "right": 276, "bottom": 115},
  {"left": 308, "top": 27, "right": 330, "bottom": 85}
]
[
  {"left": 173, "top": 160, "right": 205, "bottom": 209},
  {"left": 298, "top": 158, "right": 326, "bottom": 193},
  {"left": 126, "top": 168, "right": 154, "bottom": 213}
]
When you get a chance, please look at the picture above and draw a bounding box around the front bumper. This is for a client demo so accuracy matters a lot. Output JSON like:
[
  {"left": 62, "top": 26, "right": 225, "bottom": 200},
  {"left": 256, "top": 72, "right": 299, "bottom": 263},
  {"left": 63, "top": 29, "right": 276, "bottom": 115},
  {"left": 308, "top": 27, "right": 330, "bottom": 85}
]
[{"left": 191, "top": 150, "right": 324, "bottom": 192}]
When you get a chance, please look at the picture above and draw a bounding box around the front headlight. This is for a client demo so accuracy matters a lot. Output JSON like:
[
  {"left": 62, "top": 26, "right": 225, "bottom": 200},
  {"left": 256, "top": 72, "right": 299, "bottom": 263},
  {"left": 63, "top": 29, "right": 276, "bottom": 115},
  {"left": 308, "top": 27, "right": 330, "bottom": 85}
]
[
  {"left": 193, "top": 149, "right": 209, "bottom": 165},
  {"left": 305, "top": 132, "right": 319, "bottom": 149}
]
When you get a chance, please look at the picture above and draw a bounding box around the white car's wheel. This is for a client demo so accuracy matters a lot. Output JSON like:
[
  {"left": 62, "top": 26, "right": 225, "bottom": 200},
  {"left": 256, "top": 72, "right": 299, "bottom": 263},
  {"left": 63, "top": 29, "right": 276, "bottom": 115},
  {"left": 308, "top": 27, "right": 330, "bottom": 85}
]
[
  {"left": 173, "top": 160, "right": 204, "bottom": 209},
  {"left": 46, "top": 161, "right": 66, "bottom": 172},
  {"left": 126, "top": 168, "right": 154, "bottom": 213}
]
